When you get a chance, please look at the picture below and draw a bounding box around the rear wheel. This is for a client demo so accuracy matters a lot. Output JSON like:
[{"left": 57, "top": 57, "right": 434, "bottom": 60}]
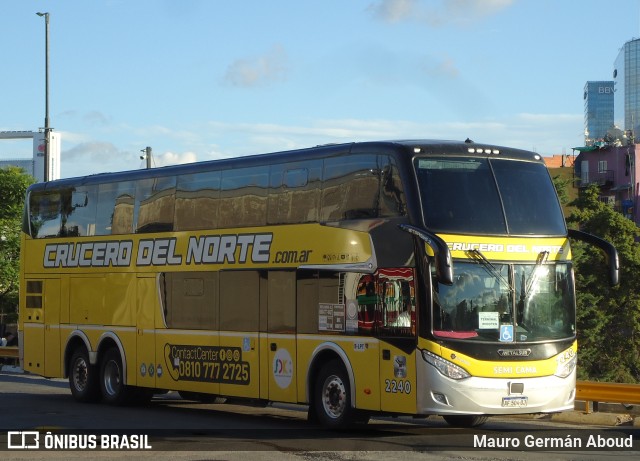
[
  {"left": 69, "top": 347, "right": 100, "bottom": 403},
  {"left": 100, "top": 348, "right": 134, "bottom": 405},
  {"left": 313, "top": 360, "right": 359, "bottom": 428},
  {"left": 442, "top": 415, "right": 489, "bottom": 427}
]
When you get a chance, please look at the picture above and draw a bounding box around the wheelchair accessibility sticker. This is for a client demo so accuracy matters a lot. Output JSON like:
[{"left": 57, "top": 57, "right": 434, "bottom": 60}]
[{"left": 500, "top": 325, "right": 514, "bottom": 342}]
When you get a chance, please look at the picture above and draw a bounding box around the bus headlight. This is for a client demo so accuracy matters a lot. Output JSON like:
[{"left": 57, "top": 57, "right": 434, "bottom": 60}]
[
  {"left": 554, "top": 350, "right": 577, "bottom": 378},
  {"left": 421, "top": 350, "right": 470, "bottom": 380}
]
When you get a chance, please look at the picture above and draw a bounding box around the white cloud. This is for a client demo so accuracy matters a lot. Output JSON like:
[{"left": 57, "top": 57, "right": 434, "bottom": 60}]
[
  {"left": 204, "top": 114, "right": 582, "bottom": 157},
  {"left": 367, "top": 0, "right": 416, "bottom": 23},
  {"left": 153, "top": 151, "right": 198, "bottom": 167},
  {"left": 58, "top": 110, "right": 112, "bottom": 126},
  {"left": 223, "top": 45, "right": 288, "bottom": 87},
  {"left": 421, "top": 56, "right": 460, "bottom": 78},
  {"left": 367, "top": 0, "right": 514, "bottom": 26},
  {"left": 61, "top": 141, "right": 200, "bottom": 178},
  {"left": 61, "top": 141, "right": 133, "bottom": 177},
  {"left": 84, "top": 111, "right": 112, "bottom": 126},
  {"left": 57, "top": 130, "right": 94, "bottom": 144},
  {"left": 57, "top": 111, "right": 582, "bottom": 179},
  {"left": 63, "top": 141, "right": 123, "bottom": 163}
]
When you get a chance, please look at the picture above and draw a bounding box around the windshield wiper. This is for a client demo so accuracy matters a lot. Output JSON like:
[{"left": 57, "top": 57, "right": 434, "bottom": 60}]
[
  {"left": 523, "top": 251, "right": 549, "bottom": 301},
  {"left": 466, "top": 249, "right": 512, "bottom": 293},
  {"left": 517, "top": 251, "right": 549, "bottom": 328}
]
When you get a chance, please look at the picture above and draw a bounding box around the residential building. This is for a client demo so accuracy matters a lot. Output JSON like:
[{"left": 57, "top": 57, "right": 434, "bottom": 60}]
[
  {"left": 544, "top": 154, "right": 575, "bottom": 168},
  {"left": 573, "top": 144, "right": 640, "bottom": 225}
]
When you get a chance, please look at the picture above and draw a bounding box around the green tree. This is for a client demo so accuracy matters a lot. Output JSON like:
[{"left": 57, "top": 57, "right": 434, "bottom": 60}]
[
  {"left": 552, "top": 174, "right": 571, "bottom": 206},
  {"left": 567, "top": 184, "right": 640, "bottom": 383},
  {"left": 0, "top": 167, "right": 35, "bottom": 324}
]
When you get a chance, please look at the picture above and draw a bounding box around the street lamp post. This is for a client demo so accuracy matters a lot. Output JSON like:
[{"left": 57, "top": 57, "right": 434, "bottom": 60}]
[{"left": 36, "top": 12, "right": 50, "bottom": 182}]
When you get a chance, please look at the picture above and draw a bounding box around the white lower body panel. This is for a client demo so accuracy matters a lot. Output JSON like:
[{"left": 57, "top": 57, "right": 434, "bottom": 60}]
[{"left": 416, "top": 358, "right": 575, "bottom": 416}]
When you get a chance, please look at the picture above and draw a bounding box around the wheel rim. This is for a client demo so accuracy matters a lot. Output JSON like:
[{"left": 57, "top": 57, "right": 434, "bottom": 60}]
[
  {"left": 321, "top": 374, "right": 347, "bottom": 419},
  {"left": 72, "top": 357, "right": 88, "bottom": 392},
  {"left": 103, "top": 359, "right": 121, "bottom": 397}
]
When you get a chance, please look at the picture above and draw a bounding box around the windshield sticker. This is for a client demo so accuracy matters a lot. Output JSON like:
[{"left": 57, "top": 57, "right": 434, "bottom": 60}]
[
  {"left": 499, "top": 325, "right": 514, "bottom": 342},
  {"left": 318, "top": 303, "right": 346, "bottom": 332},
  {"left": 478, "top": 312, "right": 499, "bottom": 329}
]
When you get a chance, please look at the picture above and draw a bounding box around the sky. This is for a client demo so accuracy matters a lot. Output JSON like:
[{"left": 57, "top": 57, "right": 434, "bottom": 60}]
[{"left": 1, "top": 0, "right": 640, "bottom": 179}]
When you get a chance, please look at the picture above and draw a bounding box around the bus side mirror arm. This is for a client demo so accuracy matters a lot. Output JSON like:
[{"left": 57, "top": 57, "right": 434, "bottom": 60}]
[
  {"left": 567, "top": 228, "right": 620, "bottom": 286},
  {"left": 399, "top": 224, "right": 453, "bottom": 285}
]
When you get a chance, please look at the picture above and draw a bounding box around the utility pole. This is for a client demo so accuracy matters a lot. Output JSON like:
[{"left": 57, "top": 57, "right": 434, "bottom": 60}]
[
  {"left": 140, "top": 146, "right": 153, "bottom": 169},
  {"left": 37, "top": 12, "right": 51, "bottom": 182}
]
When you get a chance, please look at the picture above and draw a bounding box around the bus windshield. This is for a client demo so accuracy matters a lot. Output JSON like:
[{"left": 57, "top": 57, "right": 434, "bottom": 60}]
[
  {"left": 415, "top": 157, "right": 566, "bottom": 235},
  {"left": 432, "top": 261, "right": 575, "bottom": 342}
]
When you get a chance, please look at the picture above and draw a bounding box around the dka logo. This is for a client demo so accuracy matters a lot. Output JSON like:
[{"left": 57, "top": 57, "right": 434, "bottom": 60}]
[{"left": 272, "top": 348, "right": 293, "bottom": 389}]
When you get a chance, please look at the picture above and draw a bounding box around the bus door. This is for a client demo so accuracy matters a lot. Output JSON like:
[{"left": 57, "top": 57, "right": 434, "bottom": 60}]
[
  {"left": 23, "top": 278, "right": 61, "bottom": 377},
  {"left": 136, "top": 274, "right": 157, "bottom": 389},
  {"left": 264, "top": 271, "right": 297, "bottom": 403},
  {"left": 376, "top": 269, "right": 418, "bottom": 414}
]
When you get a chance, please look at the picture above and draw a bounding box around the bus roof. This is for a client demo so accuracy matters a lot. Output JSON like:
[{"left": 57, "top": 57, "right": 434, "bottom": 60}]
[{"left": 27, "top": 139, "right": 543, "bottom": 193}]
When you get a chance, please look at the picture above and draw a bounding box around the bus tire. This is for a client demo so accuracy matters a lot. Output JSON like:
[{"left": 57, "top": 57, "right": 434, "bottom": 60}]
[
  {"left": 442, "top": 415, "right": 489, "bottom": 427},
  {"left": 313, "top": 359, "right": 357, "bottom": 428},
  {"left": 99, "top": 348, "right": 131, "bottom": 405},
  {"left": 69, "top": 347, "right": 100, "bottom": 403}
]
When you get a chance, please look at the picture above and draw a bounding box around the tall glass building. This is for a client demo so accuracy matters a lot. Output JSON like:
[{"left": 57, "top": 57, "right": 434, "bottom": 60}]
[
  {"left": 614, "top": 38, "right": 640, "bottom": 141},
  {"left": 584, "top": 81, "right": 614, "bottom": 143}
]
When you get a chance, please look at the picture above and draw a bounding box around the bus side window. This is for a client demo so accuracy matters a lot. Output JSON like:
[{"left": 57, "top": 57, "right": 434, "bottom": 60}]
[
  {"left": 29, "top": 192, "right": 62, "bottom": 238},
  {"left": 356, "top": 274, "right": 377, "bottom": 333},
  {"left": 220, "top": 167, "right": 268, "bottom": 228},
  {"left": 379, "top": 155, "right": 406, "bottom": 217},
  {"left": 375, "top": 270, "right": 416, "bottom": 337},
  {"left": 162, "top": 271, "right": 218, "bottom": 330},
  {"left": 96, "top": 182, "right": 136, "bottom": 235},
  {"left": 268, "top": 161, "right": 321, "bottom": 225},
  {"left": 220, "top": 271, "right": 261, "bottom": 332},
  {"left": 175, "top": 171, "right": 221, "bottom": 231},
  {"left": 296, "top": 271, "right": 342, "bottom": 335},
  {"left": 62, "top": 187, "right": 97, "bottom": 236},
  {"left": 321, "top": 155, "right": 380, "bottom": 221},
  {"left": 134, "top": 176, "right": 176, "bottom": 233}
]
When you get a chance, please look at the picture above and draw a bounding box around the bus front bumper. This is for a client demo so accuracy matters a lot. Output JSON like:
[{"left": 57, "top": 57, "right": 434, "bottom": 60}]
[{"left": 416, "top": 364, "right": 576, "bottom": 416}]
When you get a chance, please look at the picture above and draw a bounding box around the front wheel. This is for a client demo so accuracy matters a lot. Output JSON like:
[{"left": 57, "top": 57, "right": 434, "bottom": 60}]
[
  {"left": 313, "top": 360, "right": 359, "bottom": 428},
  {"left": 69, "top": 347, "right": 100, "bottom": 403},
  {"left": 442, "top": 415, "right": 489, "bottom": 427}
]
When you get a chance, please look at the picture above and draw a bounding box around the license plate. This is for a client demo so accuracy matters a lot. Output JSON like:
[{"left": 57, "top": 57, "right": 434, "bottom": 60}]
[{"left": 502, "top": 396, "right": 528, "bottom": 407}]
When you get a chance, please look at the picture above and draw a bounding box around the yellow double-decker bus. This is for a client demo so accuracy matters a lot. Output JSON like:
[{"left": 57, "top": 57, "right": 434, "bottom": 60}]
[{"left": 18, "top": 140, "right": 618, "bottom": 428}]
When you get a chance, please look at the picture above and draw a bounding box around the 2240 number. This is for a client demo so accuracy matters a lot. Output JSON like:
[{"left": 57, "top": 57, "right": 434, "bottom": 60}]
[{"left": 384, "top": 379, "right": 412, "bottom": 394}]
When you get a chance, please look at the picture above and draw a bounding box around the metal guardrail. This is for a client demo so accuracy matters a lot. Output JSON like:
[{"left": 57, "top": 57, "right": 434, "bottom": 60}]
[
  {"left": 0, "top": 346, "right": 18, "bottom": 359},
  {"left": 576, "top": 380, "right": 640, "bottom": 412}
]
